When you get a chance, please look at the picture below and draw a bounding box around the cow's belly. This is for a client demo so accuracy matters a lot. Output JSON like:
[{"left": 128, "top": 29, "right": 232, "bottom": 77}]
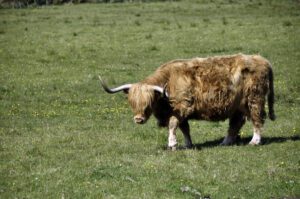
[
  {"left": 190, "top": 106, "right": 234, "bottom": 121},
  {"left": 191, "top": 89, "right": 242, "bottom": 121}
]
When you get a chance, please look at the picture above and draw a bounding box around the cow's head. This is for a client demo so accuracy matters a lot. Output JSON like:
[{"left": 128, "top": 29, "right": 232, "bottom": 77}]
[{"left": 99, "top": 76, "right": 166, "bottom": 124}]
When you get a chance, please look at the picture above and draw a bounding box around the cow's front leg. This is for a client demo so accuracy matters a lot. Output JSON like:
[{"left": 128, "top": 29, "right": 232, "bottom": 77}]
[
  {"left": 168, "top": 116, "right": 179, "bottom": 150},
  {"left": 179, "top": 120, "right": 193, "bottom": 148}
]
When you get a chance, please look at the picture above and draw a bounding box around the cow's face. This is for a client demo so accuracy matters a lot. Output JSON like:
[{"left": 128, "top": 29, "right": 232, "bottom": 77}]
[
  {"left": 127, "top": 84, "right": 155, "bottom": 124},
  {"left": 99, "top": 77, "right": 165, "bottom": 124}
]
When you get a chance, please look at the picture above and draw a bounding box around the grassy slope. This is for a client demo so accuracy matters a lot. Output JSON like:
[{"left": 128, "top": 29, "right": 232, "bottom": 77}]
[{"left": 0, "top": 0, "right": 300, "bottom": 198}]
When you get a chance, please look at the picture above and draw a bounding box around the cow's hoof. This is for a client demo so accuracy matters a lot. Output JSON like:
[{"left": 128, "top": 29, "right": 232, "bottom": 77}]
[
  {"left": 220, "top": 142, "right": 226, "bottom": 146},
  {"left": 220, "top": 135, "right": 237, "bottom": 146},
  {"left": 168, "top": 146, "right": 177, "bottom": 151},
  {"left": 249, "top": 141, "right": 261, "bottom": 146},
  {"left": 249, "top": 136, "right": 261, "bottom": 145},
  {"left": 220, "top": 140, "right": 233, "bottom": 146},
  {"left": 184, "top": 144, "right": 193, "bottom": 149}
]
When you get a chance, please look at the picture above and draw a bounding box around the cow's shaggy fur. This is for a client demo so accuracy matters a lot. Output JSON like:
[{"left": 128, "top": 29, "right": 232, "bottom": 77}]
[{"left": 101, "top": 53, "right": 276, "bottom": 148}]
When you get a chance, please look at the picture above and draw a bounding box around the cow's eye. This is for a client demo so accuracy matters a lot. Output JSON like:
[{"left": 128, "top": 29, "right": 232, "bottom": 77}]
[{"left": 185, "top": 98, "right": 194, "bottom": 106}]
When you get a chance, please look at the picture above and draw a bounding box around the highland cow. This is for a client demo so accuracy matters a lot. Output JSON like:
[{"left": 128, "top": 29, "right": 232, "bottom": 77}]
[{"left": 99, "top": 54, "right": 275, "bottom": 149}]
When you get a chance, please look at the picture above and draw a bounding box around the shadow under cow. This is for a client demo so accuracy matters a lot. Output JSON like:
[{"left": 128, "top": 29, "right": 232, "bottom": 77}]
[{"left": 169, "top": 135, "right": 300, "bottom": 151}]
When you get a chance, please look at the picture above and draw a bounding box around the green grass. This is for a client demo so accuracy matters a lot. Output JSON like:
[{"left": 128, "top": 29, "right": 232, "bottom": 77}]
[{"left": 1, "top": 0, "right": 300, "bottom": 198}]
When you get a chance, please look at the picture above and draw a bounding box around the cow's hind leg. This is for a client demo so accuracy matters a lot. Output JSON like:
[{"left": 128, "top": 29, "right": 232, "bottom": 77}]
[
  {"left": 179, "top": 120, "right": 193, "bottom": 148},
  {"left": 249, "top": 99, "right": 266, "bottom": 145},
  {"left": 221, "top": 111, "right": 245, "bottom": 145}
]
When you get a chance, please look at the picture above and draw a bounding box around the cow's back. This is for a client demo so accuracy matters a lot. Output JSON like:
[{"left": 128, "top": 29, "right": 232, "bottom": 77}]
[{"left": 146, "top": 54, "right": 271, "bottom": 121}]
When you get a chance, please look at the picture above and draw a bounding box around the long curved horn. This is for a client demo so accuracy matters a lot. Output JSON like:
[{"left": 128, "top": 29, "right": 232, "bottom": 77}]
[
  {"left": 151, "top": 86, "right": 164, "bottom": 94},
  {"left": 98, "top": 76, "right": 132, "bottom": 94}
]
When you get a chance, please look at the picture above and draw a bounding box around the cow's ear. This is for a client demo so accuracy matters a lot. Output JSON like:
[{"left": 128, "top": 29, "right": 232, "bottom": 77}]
[{"left": 123, "top": 89, "right": 129, "bottom": 94}]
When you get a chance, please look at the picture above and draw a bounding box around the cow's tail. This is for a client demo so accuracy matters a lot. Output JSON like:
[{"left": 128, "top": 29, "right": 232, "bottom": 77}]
[{"left": 268, "top": 66, "right": 276, "bottom": 121}]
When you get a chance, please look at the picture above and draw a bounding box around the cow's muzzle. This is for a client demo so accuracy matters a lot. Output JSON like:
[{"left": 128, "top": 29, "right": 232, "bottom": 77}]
[{"left": 134, "top": 115, "right": 146, "bottom": 124}]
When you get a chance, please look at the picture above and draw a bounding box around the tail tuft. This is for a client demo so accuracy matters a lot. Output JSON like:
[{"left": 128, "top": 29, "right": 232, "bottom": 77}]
[{"left": 269, "top": 111, "right": 276, "bottom": 121}]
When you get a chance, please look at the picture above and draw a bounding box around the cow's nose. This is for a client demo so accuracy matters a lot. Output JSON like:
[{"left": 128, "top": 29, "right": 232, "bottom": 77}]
[{"left": 134, "top": 116, "right": 145, "bottom": 124}]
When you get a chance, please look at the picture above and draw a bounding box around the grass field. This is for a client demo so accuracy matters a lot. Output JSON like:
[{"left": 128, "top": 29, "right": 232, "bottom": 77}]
[{"left": 1, "top": 0, "right": 300, "bottom": 198}]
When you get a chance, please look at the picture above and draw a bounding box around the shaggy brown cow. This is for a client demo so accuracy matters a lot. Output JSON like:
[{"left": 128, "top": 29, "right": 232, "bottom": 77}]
[{"left": 99, "top": 53, "right": 275, "bottom": 149}]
